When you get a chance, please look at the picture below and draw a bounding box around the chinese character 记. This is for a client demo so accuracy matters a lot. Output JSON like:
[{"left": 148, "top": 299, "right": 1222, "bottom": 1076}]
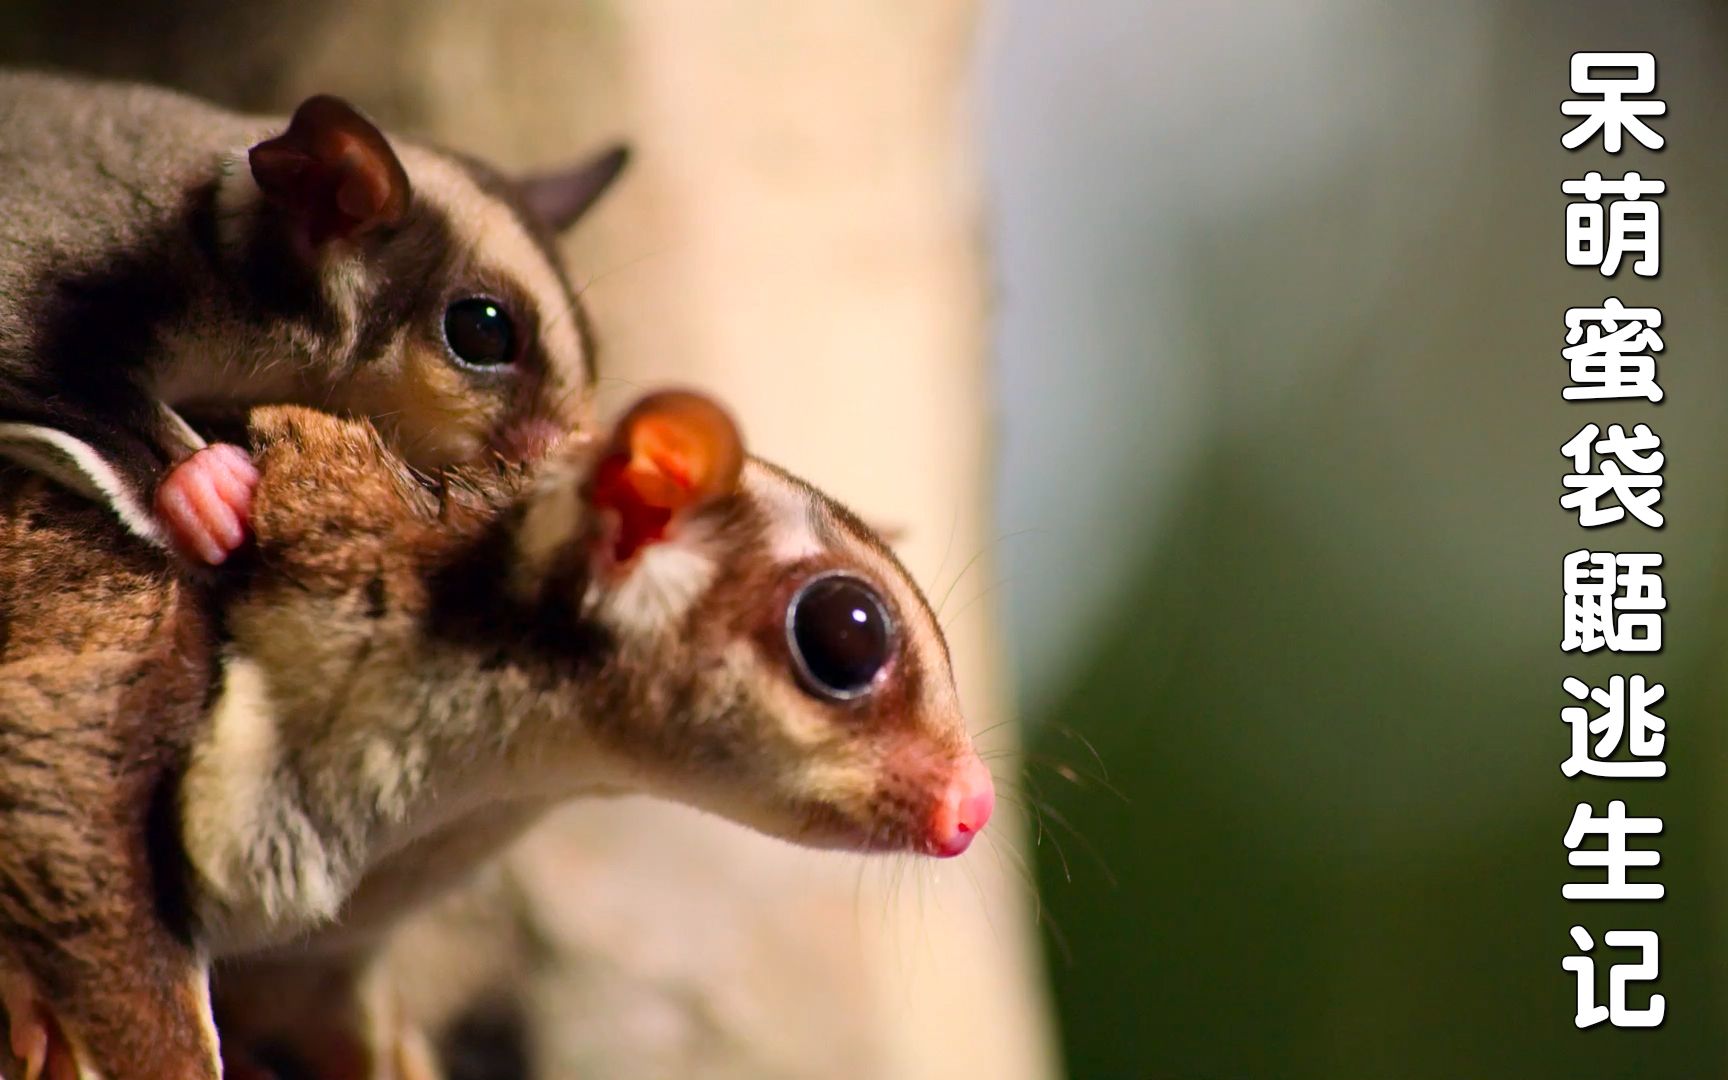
[
  {"left": 1560, "top": 423, "right": 1664, "bottom": 528},
  {"left": 1562, "top": 550, "right": 1663, "bottom": 654},
  {"left": 1564, "top": 171, "right": 1664, "bottom": 277},
  {"left": 1563, "top": 800, "right": 1664, "bottom": 900},
  {"left": 1563, "top": 298, "right": 1663, "bottom": 403},
  {"left": 1563, "top": 926, "right": 1665, "bottom": 1029},
  {"left": 1561, "top": 52, "right": 1666, "bottom": 152},
  {"left": 1561, "top": 675, "right": 1665, "bottom": 779}
]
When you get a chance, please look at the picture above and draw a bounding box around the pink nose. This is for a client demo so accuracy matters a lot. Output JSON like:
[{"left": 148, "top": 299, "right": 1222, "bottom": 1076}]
[{"left": 931, "top": 756, "right": 995, "bottom": 857}]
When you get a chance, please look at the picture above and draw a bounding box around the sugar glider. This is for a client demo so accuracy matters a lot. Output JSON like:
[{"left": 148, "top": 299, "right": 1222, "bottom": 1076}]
[
  {"left": 0, "top": 70, "right": 625, "bottom": 565},
  {"left": 0, "top": 393, "right": 996, "bottom": 1079}
]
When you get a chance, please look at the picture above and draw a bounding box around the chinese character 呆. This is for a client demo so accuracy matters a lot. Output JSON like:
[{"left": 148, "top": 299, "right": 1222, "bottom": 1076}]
[{"left": 1561, "top": 52, "right": 1666, "bottom": 152}]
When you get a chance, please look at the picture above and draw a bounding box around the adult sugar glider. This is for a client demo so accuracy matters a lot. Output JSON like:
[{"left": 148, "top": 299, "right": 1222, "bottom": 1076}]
[
  {"left": 0, "top": 70, "right": 624, "bottom": 565},
  {"left": 0, "top": 393, "right": 996, "bottom": 1079}
]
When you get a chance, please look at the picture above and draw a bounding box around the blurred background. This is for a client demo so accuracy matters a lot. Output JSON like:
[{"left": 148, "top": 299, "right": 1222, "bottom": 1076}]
[
  {"left": 981, "top": 2, "right": 1728, "bottom": 1077},
  {"left": 4, "top": 1, "right": 1726, "bottom": 1077}
]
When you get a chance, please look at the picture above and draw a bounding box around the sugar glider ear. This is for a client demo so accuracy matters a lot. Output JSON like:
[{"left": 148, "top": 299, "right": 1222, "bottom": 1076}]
[
  {"left": 249, "top": 95, "right": 411, "bottom": 245},
  {"left": 586, "top": 390, "right": 743, "bottom": 563},
  {"left": 518, "top": 144, "right": 630, "bottom": 233}
]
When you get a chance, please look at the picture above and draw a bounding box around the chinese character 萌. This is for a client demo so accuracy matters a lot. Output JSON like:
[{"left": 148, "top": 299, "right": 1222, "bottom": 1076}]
[{"left": 1564, "top": 171, "right": 1664, "bottom": 277}]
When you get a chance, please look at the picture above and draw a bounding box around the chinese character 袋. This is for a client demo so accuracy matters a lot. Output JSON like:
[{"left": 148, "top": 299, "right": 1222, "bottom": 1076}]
[{"left": 1560, "top": 423, "right": 1664, "bottom": 528}]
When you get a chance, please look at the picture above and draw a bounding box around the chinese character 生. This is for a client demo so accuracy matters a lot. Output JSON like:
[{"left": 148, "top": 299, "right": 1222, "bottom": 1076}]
[{"left": 1563, "top": 800, "right": 1664, "bottom": 901}]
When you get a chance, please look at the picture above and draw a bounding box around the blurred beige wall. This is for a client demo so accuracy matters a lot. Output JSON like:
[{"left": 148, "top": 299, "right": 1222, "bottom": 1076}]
[{"left": 0, "top": 2, "right": 1057, "bottom": 1077}]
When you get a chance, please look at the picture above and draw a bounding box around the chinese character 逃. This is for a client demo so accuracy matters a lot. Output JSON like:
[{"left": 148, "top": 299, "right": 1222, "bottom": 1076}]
[
  {"left": 1562, "top": 52, "right": 1666, "bottom": 152},
  {"left": 1563, "top": 800, "right": 1663, "bottom": 900},
  {"left": 1561, "top": 675, "right": 1665, "bottom": 779},
  {"left": 1562, "top": 550, "right": 1664, "bottom": 653},
  {"left": 1564, "top": 926, "right": 1665, "bottom": 1029},
  {"left": 1563, "top": 298, "right": 1664, "bottom": 403},
  {"left": 1560, "top": 423, "right": 1664, "bottom": 528},
  {"left": 1564, "top": 171, "right": 1664, "bottom": 277}
]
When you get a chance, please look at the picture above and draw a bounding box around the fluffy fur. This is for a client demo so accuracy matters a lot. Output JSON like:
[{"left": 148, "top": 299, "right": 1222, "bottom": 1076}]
[
  {"left": 0, "top": 402, "right": 979, "bottom": 1077},
  {"left": 0, "top": 70, "right": 607, "bottom": 551}
]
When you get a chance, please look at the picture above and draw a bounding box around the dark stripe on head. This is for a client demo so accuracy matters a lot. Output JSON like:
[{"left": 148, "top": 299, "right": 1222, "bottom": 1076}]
[
  {"left": 433, "top": 148, "right": 597, "bottom": 385},
  {"left": 346, "top": 199, "right": 462, "bottom": 370}
]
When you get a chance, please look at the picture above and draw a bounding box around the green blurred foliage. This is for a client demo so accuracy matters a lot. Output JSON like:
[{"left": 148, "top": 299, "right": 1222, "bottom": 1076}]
[{"left": 1016, "top": 5, "right": 1728, "bottom": 1077}]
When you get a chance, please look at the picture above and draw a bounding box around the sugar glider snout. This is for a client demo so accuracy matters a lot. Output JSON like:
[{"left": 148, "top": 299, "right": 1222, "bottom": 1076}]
[
  {"left": 929, "top": 754, "right": 995, "bottom": 857},
  {"left": 782, "top": 570, "right": 993, "bottom": 854}
]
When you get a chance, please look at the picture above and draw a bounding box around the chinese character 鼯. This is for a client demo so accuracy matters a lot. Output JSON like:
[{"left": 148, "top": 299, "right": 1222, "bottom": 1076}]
[{"left": 1562, "top": 550, "right": 1664, "bottom": 653}]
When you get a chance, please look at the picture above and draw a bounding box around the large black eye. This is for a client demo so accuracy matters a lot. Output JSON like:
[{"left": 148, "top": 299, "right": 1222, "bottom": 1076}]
[
  {"left": 443, "top": 297, "right": 515, "bottom": 368},
  {"left": 786, "top": 574, "right": 894, "bottom": 701}
]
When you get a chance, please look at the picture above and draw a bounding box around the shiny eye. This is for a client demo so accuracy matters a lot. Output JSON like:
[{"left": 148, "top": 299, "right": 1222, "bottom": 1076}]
[
  {"left": 786, "top": 573, "right": 894, "bottom": 701},
  {"left": 443, "top": 297, "right": 515, "bottom": 368}
]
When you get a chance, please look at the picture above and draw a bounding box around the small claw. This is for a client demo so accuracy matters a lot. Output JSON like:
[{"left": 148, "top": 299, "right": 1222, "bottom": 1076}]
[
  {"left": 3, "top": 978, "right": 59, "bottom": 1080},
  {"left": 155, "top": 443, "right": 260, "bottom": 566},
  {"left": 16, "top": 1020, "right": 45, "bottom": 1080}
]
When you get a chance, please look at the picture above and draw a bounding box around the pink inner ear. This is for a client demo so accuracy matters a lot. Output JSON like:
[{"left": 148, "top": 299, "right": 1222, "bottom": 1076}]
[{"left": 591, "top": 455, "right": 677, "bottom": 563}]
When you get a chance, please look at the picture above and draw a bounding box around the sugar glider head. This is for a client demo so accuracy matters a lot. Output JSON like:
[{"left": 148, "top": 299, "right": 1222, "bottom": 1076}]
[
  {"left": 217, "top": 94, "right": 626, "bottom": 470},
  {"left": 512, "top": 391, "right": 995, "bottom": 858}
]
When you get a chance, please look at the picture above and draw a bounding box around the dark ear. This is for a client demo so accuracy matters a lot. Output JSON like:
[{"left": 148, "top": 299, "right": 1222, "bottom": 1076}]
[
  {"left": 249, "top": 95, "right": 411, "bottom": 245},
  {"left": 586, "top": 390, "right": 743, "bottom": 563},
  {"left": 518, "top": 144, "right": 630, "bottom": 233}
]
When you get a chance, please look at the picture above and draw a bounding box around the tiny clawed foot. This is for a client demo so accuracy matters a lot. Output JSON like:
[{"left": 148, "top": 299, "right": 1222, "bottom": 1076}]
[{"left": 155, "top": 443, "right": 260, "bottom": 565}]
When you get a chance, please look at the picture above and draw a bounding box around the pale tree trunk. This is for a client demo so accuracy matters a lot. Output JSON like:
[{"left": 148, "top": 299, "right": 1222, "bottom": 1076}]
[{"left": 3, "top": 4, "right": 1056, "bottom": 1077}]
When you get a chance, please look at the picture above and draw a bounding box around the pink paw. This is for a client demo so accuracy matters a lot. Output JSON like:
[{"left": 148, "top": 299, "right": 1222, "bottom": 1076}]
[{"left": 154, "top": 443, "right": 260, "bottom": 565}]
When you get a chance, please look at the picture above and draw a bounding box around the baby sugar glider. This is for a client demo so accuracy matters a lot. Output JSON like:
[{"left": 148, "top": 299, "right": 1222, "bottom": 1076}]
[
  {"left": 0, "top": 70, "right": 624, "bottom": 566},
  {"left": 0, "top": 392, "right": 996, "bottom": 1080}
]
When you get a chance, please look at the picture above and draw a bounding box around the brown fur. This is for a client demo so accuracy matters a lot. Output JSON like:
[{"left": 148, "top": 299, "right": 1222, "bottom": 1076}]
[
  {"left": 0, "top": 401, "right": 978, "bottom": 1077},
  {"left": 0, "top": 70, "right": 615, "bottom": 551},
  {"left": 0, "top": 468, "right": 217, "bottom": 1079}
]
